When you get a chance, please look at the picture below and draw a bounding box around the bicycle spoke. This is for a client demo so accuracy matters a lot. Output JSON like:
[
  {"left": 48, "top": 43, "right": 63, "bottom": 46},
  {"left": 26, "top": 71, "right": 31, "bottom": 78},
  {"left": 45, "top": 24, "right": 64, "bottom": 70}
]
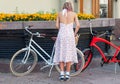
[{"left": 10, "top": 48, "right": 37, "bottom": 76}]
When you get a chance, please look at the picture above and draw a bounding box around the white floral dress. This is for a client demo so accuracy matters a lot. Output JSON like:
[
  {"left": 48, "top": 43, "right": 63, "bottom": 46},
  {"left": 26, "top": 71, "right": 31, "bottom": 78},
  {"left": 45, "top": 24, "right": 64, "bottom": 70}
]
[{"left": 53, "top": 23, "right": 78, "bottom": 65}]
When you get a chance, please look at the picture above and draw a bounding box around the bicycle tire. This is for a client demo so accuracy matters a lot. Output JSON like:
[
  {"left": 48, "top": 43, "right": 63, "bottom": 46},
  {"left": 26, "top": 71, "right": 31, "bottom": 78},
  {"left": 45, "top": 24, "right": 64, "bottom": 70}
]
[
  {"left": 82, "top": 48, "right": 93, "bottom": 71},
  {"left": 55, "top": 48, "right": 85, "bottom": 76},
  {"left": 10, "top": 48, "right": 38, "bottom": 76}
]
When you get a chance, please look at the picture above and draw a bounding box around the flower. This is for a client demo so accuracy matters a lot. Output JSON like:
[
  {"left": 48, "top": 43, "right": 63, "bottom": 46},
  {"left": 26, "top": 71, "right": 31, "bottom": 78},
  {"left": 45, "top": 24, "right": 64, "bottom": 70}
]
[{"left": 0, "top": 13, "right": 95, "bottom": 22}]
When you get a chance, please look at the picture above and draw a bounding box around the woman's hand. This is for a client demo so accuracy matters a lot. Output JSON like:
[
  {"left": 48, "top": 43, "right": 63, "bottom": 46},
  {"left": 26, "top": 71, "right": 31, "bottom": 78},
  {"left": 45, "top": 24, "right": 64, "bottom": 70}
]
[{"left": 74, "top": 33, "right": 77, "bottom": 37}]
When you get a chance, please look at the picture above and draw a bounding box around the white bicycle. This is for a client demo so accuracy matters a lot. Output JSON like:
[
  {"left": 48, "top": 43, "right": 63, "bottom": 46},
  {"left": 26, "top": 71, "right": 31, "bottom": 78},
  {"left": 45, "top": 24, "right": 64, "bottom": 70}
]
[{"left": 10, "top": 25, "right": 85, "bottom": 77}]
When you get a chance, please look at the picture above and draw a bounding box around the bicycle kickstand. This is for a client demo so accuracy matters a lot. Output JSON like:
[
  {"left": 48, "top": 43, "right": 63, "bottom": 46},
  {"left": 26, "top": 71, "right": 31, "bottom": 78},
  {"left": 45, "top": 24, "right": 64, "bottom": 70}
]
[
  {"left": 114, "top": 63, "right": 117, "bottom": 75},
  {"left": 48, "top": 65, "right": 54, "bottom": 77}
]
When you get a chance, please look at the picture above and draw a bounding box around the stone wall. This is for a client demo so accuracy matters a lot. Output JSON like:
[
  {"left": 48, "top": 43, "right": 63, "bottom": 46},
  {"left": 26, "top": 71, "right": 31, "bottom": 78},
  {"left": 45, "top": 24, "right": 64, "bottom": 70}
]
[
  {"left": 0, "top": 18, "right": 115, "bottom": 59},
  {"left": 0, "top": 18, "right": 115, "bottom": 30},
  {"left": 110, "top": 19, "right": 120, "bottom": 46}
]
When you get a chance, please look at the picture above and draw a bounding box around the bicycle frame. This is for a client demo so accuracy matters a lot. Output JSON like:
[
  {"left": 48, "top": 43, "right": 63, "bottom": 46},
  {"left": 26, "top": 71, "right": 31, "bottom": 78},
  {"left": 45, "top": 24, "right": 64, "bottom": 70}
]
[
  {"left": 90, "top": 36, "right": 120, "bottom": 63},
  {"left": 26, "top": 35, "right": 55, "bottom": 66},
  {"left": 82, "top": 20, "right": 120, "bottom": 71}
]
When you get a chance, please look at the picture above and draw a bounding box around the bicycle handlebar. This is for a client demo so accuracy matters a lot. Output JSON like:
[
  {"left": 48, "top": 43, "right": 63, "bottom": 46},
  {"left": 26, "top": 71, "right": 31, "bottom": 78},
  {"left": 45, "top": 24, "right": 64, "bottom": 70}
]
[
  {"left": 88, "top": 19, "right": 114, "bottom": 37},
  {"left": 24, "top": 25, "right": 46, "bottom": 37},
  {"left": 25, "top": 25, "right": 33, "bottom": 35}
]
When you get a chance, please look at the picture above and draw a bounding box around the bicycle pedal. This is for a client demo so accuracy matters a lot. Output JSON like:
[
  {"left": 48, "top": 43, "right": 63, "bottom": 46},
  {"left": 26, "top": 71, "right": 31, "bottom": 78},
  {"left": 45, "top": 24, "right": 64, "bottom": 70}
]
[
  {"left": 106, "top": 56, "right": 113, "bottom": 60},
  {"left": 100, "top": 62, "right": 104, "bottom": 67},
  {"left": 100, "top": 61, "right": 108, "bottom": 67},
  {"left": 100, "top": 58, "right": 104, "bottom": 67},
  {"left": 100, "top": 58, "right": 109, "bottom": 67}
]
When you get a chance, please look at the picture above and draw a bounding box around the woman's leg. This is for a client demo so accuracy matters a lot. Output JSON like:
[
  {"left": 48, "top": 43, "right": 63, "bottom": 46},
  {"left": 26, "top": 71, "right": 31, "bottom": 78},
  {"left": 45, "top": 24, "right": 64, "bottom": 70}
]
[
  {"left": 65, "top": 62, "right": 71, "bottom": 81},
  {"left": 59, "top": 62, "right": 64, "bottom": 71},
  {"left": 59, "top": 62, "right": 65, "bottom": 81},
  {"left": 66, "top": 62, "right": 71, "bottom": 72}
]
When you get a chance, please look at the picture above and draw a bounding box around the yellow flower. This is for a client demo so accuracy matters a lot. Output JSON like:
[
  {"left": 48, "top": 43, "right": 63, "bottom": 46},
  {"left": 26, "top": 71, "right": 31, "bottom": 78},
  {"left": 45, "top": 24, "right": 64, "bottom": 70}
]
[{"left": 0, "top": 12, "right": 95, "bottom": 21}]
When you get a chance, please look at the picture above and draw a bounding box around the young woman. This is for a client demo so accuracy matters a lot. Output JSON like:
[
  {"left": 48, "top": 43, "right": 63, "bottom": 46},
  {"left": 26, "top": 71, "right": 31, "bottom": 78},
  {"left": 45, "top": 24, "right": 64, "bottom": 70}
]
[{"left": 53, "top": 1, "right": 80, "bottom": 81}]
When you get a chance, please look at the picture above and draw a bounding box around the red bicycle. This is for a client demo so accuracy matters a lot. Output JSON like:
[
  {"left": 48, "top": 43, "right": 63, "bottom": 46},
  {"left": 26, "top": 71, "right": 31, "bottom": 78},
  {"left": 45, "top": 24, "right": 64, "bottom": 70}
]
[{"left": 82, "top": 20, "right": 120, "bottom": 71}]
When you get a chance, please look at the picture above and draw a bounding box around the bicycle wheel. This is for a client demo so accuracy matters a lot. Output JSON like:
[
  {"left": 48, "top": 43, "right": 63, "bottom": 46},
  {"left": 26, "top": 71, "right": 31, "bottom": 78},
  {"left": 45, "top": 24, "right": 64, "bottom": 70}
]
[
  {"left": 10, "top": 48, "right": 38, "bottom": 76},
  {"left": 55, "top": 48, "right": 85, "bottom": 76},
  {"left": 82, "top": 48, "right": 93, "bottom": 71}
]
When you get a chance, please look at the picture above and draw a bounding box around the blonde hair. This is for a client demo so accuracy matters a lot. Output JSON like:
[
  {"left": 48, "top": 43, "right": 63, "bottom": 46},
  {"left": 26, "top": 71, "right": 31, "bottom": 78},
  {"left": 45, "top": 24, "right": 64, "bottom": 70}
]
[{"left": 62, "top": 2, "right": 73, "bottom": 11}]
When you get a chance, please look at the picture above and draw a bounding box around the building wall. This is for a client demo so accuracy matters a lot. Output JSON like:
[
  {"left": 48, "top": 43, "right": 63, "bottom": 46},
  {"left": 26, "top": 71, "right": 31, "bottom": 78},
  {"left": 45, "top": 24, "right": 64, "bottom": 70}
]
[
  {"left": 113, "top": 0, "right": 120, "bottom": 18},
  {"left": 0, "top": 0, "right": 79, "bottom": 13},
  {"left": 83, "top": 0, "right": 92, "bottom": 14},
  {"left": 0, "top": 0, "right": 119, "bottom": 18},
  {"left": 0, "top": 0, "right": 59, "bottom": 13}
]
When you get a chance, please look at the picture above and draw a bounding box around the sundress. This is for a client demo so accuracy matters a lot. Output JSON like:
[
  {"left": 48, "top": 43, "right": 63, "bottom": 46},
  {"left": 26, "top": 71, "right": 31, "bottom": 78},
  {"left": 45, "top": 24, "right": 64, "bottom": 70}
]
[{"left": 53, "top": 22, "right": 78, "bottom": 65}]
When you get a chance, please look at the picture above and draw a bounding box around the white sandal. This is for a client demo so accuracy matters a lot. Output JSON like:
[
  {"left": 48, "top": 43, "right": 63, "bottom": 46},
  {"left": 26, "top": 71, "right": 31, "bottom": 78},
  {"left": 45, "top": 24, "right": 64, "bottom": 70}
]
[
  {"left": 59, "top": 75, "right": 65, "bottom": 81},
  {"left": 65, "top": 75, "right": 70, "bottom": 81}
]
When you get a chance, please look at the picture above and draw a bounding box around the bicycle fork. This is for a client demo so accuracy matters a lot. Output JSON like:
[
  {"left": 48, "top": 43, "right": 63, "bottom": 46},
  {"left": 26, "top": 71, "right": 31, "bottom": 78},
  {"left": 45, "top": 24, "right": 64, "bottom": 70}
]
[{"left": 22, "top": 47, "right": 31, "bottom": 64}]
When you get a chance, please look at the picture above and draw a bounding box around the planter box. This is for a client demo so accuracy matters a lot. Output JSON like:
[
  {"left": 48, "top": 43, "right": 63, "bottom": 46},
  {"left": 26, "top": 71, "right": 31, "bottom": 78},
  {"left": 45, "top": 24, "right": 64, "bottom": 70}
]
[
  {"left": 0, "top": 18, "right": 115, "bottom": 30},
  {"left": 0, "top": 21, "right": 23, "bottom": 30}
]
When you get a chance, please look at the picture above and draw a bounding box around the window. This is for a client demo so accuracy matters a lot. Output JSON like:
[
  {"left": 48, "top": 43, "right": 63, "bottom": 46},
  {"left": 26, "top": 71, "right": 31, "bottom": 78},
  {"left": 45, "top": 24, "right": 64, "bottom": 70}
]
[{"left": 100, "top": 0, "right": 108, "bottom": 18}]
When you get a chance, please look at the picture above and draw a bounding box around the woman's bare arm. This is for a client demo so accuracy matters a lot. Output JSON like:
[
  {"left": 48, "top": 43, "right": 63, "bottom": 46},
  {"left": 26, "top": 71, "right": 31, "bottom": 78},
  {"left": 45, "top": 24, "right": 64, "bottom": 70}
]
[
  {"left": 56, "top": 14, "right": 60, "bottom": 29},
  {"left": 74, "top": 13, "right": 80, "bottom": 36}
]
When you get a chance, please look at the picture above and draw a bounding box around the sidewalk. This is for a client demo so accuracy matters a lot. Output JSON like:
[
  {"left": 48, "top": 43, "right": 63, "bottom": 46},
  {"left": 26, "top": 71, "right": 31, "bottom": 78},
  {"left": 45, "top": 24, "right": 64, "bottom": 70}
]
[{"left": 0, "top": 58, "right": 120, "bottom": 84}]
